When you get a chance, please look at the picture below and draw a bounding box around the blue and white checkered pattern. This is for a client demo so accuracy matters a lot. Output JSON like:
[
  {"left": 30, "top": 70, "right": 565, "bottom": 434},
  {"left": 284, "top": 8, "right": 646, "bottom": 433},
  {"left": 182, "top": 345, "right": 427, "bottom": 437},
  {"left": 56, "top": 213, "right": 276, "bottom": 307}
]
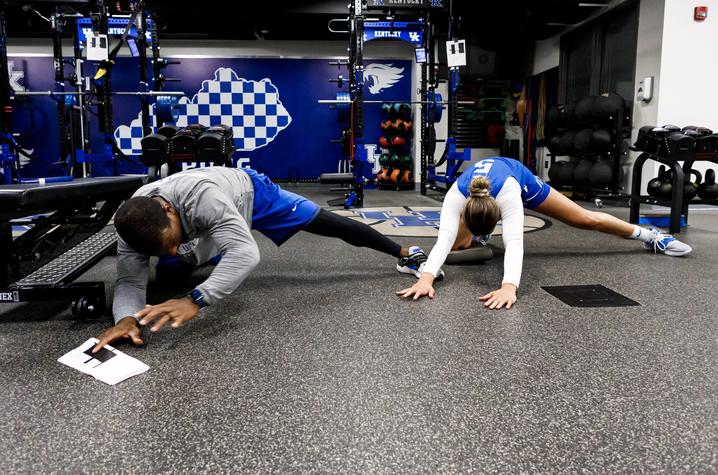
[
  {"left": 114, "top": 67, "right": 292, "bottom": 156},
  {"left": 114, "top": 105, "right": 158, "bottom": 156}
]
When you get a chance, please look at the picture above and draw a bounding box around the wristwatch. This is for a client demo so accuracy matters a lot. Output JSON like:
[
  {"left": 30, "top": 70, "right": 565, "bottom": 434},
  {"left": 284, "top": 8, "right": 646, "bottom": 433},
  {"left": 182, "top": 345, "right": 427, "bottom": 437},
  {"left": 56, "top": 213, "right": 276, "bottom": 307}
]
[{"left": 187, "top": 288, "right": 208, "bottom": 309}]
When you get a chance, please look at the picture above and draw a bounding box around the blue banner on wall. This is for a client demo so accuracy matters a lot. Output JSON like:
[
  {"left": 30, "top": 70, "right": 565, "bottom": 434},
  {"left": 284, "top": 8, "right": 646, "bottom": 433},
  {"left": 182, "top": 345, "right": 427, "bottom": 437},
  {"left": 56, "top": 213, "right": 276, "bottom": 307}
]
[
  {"left": 363, "top": 22, "right": 424, "bottom": 46},
  {"left": 6, "top": 56, "right": 412, "bottom": 180}
]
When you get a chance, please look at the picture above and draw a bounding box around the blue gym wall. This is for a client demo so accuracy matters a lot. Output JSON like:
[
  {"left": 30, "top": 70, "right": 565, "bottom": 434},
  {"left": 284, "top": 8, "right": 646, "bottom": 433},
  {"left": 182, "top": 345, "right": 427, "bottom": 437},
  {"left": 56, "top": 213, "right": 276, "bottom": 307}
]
[{"left": 7, "top": 57, "right": 412, "bottom": 180}]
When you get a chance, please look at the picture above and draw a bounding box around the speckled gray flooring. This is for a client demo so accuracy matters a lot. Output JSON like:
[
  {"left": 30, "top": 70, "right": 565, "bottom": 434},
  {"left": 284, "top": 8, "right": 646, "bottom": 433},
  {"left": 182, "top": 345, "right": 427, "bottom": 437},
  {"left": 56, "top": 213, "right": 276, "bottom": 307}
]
[{"left": 1, "top": 186, "right": 717, "bottom": 474}]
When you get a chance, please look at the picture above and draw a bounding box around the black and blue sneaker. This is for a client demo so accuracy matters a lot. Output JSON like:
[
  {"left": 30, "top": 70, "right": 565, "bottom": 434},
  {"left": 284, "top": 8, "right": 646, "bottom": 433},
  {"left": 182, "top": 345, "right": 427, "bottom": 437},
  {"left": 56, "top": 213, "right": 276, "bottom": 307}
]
[{"left": 396, "top": 246, "right": 444, "bottom": 279}]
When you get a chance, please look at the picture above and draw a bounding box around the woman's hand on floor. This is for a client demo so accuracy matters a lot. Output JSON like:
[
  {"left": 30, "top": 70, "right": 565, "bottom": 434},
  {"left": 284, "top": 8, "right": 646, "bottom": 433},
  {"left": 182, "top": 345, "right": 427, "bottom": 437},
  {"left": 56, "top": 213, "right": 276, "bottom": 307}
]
[
  {"left": 480, "top": 283, "right": 517, "bottom": 309},
  {"left": 397, "top": 273, "right": 436, "bottom": 300}
]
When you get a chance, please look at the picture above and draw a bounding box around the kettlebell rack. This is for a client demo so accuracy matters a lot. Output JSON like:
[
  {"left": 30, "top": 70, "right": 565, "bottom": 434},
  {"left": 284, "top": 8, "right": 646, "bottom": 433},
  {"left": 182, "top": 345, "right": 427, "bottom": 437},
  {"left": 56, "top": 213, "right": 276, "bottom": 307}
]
[
  {"left": 545, "top": 94, "right": 630, "bottom": 198},
  {"left": 629, "top": 152, "right": 718, "bottom": 234}
]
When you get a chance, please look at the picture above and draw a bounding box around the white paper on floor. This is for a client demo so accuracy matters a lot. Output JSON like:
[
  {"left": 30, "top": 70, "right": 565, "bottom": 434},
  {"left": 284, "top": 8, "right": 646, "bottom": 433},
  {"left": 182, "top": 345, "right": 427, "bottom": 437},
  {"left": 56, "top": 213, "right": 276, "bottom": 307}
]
[{"left": 57, "top": 338, "right": 149, "bottom": 385}]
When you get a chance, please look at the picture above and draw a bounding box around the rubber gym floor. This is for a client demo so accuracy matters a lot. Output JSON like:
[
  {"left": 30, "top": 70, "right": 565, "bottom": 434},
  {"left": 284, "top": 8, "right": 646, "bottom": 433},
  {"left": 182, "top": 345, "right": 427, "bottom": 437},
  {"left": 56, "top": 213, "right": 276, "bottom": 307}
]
[{"left": 1, "top": 185, "right": 717, "bottom": 473}]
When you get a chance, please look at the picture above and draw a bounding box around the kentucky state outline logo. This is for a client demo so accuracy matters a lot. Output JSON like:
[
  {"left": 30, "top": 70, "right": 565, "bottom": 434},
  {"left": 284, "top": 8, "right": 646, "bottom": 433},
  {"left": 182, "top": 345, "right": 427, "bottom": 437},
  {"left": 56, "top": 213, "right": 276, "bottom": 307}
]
[{"left": 114, "top": 67, "right": 291, "bottom": 156}]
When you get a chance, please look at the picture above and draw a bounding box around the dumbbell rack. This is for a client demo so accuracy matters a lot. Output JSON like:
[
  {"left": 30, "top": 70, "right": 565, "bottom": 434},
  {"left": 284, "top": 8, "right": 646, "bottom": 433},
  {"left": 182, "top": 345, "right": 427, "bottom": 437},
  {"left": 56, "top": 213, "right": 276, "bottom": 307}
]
[
  {"left": 629, "top": 151, "right": 718, "bottom": 234},
  {"left": 548, "top": 108, "right": 630, "bottom": 198}
]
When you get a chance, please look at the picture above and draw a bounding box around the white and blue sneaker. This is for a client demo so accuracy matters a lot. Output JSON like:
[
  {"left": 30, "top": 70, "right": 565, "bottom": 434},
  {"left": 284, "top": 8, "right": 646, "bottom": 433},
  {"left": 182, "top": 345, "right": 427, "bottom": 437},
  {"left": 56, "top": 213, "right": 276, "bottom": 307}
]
[
  {"left": 396, "top": 246, "right": 445, "bottom": 280},
  {"left": 643, "top": 228, "right": 692, "bottom": 256}
]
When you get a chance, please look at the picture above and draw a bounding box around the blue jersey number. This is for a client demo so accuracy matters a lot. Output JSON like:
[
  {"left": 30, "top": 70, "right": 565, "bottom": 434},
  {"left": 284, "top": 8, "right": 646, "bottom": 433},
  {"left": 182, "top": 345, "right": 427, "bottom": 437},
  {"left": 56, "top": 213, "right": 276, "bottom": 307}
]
[{"left": 472, "top": 159, "right": 494, "bottom": 176}]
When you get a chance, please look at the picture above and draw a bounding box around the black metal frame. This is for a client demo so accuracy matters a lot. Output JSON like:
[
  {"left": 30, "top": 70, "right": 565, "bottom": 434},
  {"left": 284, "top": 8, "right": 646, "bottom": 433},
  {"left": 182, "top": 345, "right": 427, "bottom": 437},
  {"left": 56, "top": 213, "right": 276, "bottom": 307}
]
[
  {"left": 71, "top": 11, "right": 90, "bottom": 176},
  {"left": 348, "top": 0, "right": 364, "bottom": 207},
  {"left": 419, "top": 10, "right": 431, "bottom": 196},
  {"left": 1, "top": 282, "right": 106, "bottom": 315},
  {"left": 628, "top": 153, "right": 718, "bottom": 234},
  {"left": 344, "top": 2, "right": 443, "bottom": 200},
  {"left": 51, "top": 7, "right": 72, "bottom": 164},
  {"left": 0, "top": 1, "right": 18, "bottom": 182},
  {"left": 424, "top": 0, "right": 464, "bottom": 195}
]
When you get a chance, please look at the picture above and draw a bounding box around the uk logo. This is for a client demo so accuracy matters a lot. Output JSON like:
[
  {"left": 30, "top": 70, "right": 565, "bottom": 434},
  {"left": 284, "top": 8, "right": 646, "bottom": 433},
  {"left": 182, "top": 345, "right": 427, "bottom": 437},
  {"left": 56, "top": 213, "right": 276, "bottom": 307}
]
[
  {"left": 357, "top": 209, "right": 440, "bottom": 228},
  {"left": 332, "top": 207, "right": 443, "bottom": 237},
  {"left": 8, "top": 61, "right": 25, "bottom": 92},
  {"left": 363, "top": 63, "right": 404, "bottom": 94}
]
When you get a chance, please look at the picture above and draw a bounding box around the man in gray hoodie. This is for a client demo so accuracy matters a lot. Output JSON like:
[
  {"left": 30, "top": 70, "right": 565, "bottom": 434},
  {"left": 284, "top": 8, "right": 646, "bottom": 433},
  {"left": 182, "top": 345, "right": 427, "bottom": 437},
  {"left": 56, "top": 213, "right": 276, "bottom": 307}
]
[{"left": 93, "top": 166, "right": 433, "bottom": 351}]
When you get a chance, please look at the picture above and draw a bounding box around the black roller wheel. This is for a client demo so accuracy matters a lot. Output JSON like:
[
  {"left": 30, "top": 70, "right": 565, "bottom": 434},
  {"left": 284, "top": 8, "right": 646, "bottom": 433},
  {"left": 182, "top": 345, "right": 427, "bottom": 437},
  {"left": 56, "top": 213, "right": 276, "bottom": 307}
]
[{"left": 72, "top": 296, "right": 102, "bottom": 319}]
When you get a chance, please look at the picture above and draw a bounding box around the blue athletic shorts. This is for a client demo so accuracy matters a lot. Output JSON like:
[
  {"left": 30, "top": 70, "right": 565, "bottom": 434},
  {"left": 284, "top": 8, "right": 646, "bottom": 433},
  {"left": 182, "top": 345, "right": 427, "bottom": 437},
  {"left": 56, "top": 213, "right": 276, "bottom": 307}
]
[
  {"left": 523, "top": 175, "right": 551, "bottom": 209},
  {"left": 244, "top": 169, "right": 321, "bottom": 246}
]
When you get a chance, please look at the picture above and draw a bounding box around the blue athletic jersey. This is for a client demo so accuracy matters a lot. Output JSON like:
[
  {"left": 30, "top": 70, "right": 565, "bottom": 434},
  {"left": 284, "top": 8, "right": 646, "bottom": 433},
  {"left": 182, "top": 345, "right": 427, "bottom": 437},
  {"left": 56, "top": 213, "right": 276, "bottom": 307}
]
[
  {"left": 456, "top": 157, "right": 550, "bottom": 209},
  {"left": 242, "top": 168, "right": 320, "bottom": 245}
]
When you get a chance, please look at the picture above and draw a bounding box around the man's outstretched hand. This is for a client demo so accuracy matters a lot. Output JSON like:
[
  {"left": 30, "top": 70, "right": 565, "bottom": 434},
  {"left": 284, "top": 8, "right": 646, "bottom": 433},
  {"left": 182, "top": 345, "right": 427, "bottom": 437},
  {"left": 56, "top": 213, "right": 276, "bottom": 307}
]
[
  {"left": 93, "top": 316, "right": 144, "bottom": 352},
  {"left": 135, "top": 297, "right": 200, "bottom": 332}
]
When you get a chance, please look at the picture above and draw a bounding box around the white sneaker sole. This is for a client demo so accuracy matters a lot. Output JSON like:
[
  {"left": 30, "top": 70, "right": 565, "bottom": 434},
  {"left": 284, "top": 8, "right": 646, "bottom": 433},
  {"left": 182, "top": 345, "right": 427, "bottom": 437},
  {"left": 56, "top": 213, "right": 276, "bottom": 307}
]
[
  {"left": 396, "top": 264, "right": 421, "bottom": 278},
  {"left": 645, "top": 245, "right": 692, "bottom": 257},
  {"left": 664, "top": 247, "right": 692, "bottom": 257}
]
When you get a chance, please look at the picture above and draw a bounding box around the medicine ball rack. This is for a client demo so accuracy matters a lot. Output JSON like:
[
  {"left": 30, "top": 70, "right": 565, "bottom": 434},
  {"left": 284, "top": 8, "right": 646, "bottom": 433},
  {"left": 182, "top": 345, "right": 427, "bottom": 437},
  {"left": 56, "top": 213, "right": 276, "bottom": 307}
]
[{"left": 546, "top": 94, "right": 631, "bottom": 199}]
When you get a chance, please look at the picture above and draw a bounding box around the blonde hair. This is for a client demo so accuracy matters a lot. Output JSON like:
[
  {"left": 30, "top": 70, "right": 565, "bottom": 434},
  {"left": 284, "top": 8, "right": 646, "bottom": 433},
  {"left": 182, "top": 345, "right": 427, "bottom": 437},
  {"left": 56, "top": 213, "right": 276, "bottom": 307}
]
[{"left": 463, "top": 176, "right": 500, "bottom": 236}]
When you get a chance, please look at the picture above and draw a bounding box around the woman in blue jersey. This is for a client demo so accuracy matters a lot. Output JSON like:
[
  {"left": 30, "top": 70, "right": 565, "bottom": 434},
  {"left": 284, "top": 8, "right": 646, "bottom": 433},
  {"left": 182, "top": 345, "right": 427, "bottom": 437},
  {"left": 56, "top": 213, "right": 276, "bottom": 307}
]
[{"left": 397, "top": 157, "right": 691, "bottom": 309}]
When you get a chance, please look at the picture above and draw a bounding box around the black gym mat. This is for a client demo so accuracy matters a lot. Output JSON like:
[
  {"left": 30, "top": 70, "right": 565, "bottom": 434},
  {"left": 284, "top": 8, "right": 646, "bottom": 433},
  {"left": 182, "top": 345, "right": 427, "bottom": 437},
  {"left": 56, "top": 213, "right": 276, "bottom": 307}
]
[{"left": 542, "top": 285, "right": 640, "bottom": 307}]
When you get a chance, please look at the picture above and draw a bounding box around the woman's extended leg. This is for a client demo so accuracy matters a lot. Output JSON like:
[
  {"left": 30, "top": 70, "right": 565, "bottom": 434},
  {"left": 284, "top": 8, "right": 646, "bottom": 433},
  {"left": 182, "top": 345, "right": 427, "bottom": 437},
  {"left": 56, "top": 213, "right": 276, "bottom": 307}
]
[
  {"left": 534, "top": 188, "right": 634, "bottom": 235},
  {"left": 534, "top": 188, "right": 691, "bottom": 256}
]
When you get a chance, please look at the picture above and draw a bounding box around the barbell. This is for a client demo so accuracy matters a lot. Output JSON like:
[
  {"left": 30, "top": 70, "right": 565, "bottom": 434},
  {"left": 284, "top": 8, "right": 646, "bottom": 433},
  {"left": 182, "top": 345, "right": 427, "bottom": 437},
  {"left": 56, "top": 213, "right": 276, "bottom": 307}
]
[
  {"left": 317, "top": 99, "right": 474, "bottom": 105},
  {"left": 12, "top": 90, "right": 183, "bottom": 123},
  {"left": 323, "top": 91, "right": 473, "bottom": 124},
  {"left": 13, "top": 90, "right": 185, "bottom": 96}
]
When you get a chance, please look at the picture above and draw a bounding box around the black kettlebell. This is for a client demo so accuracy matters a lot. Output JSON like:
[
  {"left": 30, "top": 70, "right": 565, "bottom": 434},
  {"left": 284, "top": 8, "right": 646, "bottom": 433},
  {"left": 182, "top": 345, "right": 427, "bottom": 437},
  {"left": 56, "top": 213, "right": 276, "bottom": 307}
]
[
  {"left": 657, "top": 169, "right": 673, "bottom": 198},
  {"left": 683, "top": 169, "right": 702, "bottom": 200},
  {"left": 698, "top": 169, "right": 718, "bottom": 200},
  {"left": 647, "top": 165, "right": 666, "bottom": 197}
]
